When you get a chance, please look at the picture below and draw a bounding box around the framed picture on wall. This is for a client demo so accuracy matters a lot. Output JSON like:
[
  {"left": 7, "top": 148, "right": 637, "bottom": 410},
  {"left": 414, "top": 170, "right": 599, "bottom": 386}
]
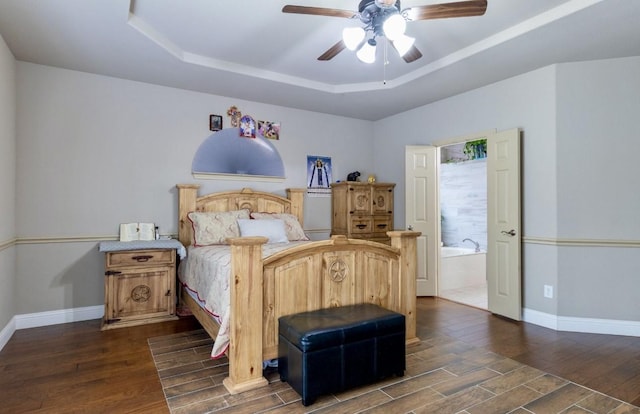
[
  {"left": 258, "top": 120, "right": 280, "bottom": 140},
  {"left": 306, "top": 155, "right": 332, "bottom": 197},
  {"left": 210, "top": 114, "right": 223, "bottom": 131},
  {"left": 239, "top": 115, "right": 256, "bottom": 138}
]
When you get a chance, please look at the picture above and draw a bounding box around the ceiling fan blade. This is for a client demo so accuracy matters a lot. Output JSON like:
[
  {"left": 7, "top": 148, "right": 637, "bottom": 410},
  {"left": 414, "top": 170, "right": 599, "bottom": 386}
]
[
  {"left": 318, "top": 40, "right": 346, "bottom": 61},
  {"left": 406, "top": 0, "right": 487, "bottom": 20},
  {"left": 282, "top": 5, "right": 357, "bottom": 19}
]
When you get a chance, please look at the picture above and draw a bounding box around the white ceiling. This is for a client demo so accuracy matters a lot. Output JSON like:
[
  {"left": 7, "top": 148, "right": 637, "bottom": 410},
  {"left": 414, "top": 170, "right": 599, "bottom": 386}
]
[{"left": 0, "top": 0, "right": 639, "bottom": 121}]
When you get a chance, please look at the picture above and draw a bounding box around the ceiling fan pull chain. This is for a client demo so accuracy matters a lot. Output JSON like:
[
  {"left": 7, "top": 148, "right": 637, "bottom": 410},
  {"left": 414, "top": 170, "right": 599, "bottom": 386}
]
[{"left": 383, "top": 40, "right": 388, "bottom": 85}]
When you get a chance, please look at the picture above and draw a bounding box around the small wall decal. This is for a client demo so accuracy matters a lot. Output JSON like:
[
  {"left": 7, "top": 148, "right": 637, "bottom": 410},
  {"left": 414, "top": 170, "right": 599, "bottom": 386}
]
[
  {"left": 226, "top": 105, "right": 242, "bottom": 127},
  {"left": 258, "top": 120, "right": 280, "bottom": 140}
]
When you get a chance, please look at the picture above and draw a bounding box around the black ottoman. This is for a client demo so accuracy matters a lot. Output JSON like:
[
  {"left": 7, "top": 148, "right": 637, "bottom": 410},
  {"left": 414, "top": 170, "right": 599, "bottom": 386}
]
[{"left": 278, "top": 303, "right": 405, "bottom": 406}]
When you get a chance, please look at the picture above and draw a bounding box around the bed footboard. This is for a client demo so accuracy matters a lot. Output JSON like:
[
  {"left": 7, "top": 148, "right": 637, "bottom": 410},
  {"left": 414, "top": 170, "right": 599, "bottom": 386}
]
[{"left": 224, "top": 231, "right": 420, "bottom": 394}]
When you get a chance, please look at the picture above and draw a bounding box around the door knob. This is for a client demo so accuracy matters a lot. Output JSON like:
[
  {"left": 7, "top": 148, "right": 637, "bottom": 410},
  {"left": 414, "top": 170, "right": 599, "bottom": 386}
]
[
  {"left": 407, "top": 225, "right": 413, "bottom": 231},
  {"left": 501, "top": 229, "right": 516, "bottom": 236}
]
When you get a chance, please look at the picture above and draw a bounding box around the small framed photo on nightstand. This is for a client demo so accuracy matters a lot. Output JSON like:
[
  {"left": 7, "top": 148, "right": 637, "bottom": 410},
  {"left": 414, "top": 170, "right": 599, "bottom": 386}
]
[{"left": 210, "top": 114, "right": 222, "bottom": 131}]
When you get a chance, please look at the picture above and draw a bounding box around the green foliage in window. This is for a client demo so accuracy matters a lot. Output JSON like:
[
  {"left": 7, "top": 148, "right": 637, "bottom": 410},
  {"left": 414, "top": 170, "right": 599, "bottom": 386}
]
[{"left": 463, "top": 139, "right": 487, "bottom": 160}]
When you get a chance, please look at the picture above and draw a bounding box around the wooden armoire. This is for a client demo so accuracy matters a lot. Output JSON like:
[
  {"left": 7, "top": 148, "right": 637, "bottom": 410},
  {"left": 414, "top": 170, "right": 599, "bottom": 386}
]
[{"left": 330, "top": 181, "right": 395, "bottom": 244}]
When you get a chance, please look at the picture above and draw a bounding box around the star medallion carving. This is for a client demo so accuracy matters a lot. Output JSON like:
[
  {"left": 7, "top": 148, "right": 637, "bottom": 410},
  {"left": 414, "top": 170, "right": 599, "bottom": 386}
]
[
  {"left": 131, "top": 285, "right": 151, "bottom": 303},
  {"left": 329, "top": 259, "right": 348, "bottom": 283}
]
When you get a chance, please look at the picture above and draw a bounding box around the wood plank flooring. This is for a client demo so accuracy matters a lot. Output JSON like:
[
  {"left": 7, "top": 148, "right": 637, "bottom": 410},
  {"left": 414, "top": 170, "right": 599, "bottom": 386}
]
[
  {"left": 0, "top": 297, "right": 638, "bottom": 413},
  {"left": 150, "top": 328, "right": 639, "bottom": 413},
  {"left": 418, "top": 298, "right": 640, "bottom": 407}
]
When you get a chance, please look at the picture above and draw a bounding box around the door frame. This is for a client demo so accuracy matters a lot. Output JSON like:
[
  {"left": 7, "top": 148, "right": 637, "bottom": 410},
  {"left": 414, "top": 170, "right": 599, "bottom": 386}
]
[
  {"left": 432, "top": 129, "right": 495, "bottom": 298},
  {"left": 435, "top": 129, "right": 521, "bottom": 320}
]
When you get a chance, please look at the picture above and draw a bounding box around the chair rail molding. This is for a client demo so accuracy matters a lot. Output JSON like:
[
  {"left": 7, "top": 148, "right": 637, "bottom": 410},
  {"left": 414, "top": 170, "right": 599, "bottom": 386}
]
[
  {"left": 0, "top": 238, "right": 16, "bottom": 252},
  {"left": 523, "top": 236, "right": 640, "bottom": 248}
]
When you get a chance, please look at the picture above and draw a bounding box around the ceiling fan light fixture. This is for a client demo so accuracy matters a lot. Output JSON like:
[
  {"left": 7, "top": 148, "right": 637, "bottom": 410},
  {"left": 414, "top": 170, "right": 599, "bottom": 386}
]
[
  {"left": 356, "top": 38, "right": 377, "bottom": 63},
  {"left": 343, "top": 26, "right": 366, "bottom": 50},
  {"left": 402, "top": 7, "right": 417, "bottom": 21},
  {"left": 374, "top": 0, "right": 397, "bottom": 9},
  {"left": 393, "top": 34, "right": 415, "bottom": 57},
  {"left": 383, "top": 13, "right": 406, "bottom": 41}
]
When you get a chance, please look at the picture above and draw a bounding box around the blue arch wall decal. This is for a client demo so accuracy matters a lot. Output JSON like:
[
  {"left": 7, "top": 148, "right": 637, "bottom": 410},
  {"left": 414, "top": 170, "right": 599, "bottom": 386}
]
[{"left": 192, "top": 128, "right": 285, "bottom": 178}]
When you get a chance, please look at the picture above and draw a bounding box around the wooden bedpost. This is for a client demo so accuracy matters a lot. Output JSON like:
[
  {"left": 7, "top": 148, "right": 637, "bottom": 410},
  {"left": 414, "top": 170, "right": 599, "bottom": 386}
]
[
  {"left": 223, "top": 236, "right": 269, "bottom": 394},
  {"left": 388, "top": 230, "right": 421, "bottom": 346},
  {"left": 286, "top": 188, "right": 305, "bottom": 227},
  {"left": 176, "top": 184, "right": 200, "bottom": 246}
]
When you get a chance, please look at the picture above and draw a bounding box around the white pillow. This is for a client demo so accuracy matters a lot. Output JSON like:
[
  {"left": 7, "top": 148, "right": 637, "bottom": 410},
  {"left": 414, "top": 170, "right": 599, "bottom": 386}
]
[
  {"left": 187, "top": 209, "right": 250, "bottom": 246},
  {"left": 250, "top": 212, "right": 309, "bottom": 241},
  {"left": 237, "top": 219, "right": 289, "bottom": 244}
]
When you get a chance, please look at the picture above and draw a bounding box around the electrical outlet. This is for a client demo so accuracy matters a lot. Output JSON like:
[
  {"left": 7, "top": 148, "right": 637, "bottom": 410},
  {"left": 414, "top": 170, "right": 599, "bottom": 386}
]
[{"left": 544, "top": 285, "right": 553, "bottom": 299}]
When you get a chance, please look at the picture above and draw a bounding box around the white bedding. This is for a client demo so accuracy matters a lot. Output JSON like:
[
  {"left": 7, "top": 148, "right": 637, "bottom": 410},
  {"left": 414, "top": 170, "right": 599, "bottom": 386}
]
[{"left": 179, "top": 241, "right": 307, "bottom": 358}]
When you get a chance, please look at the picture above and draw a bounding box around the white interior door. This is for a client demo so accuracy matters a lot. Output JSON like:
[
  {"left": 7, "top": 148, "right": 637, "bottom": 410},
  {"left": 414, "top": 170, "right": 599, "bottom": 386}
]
[
  {"left": 405, "top": 145, "right": 438, "bottom": 296},
  {"left": 487, "top": 128, "right": 522, "bottom": 320}
]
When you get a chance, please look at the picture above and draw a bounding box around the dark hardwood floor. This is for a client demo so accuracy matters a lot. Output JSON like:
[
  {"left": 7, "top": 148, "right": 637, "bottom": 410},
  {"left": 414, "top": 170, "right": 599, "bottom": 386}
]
[
  {"left": 0, "top": 298, "right": 638, "bottom": 413},
  {"left": 417, "top": 298, "right": 640, "bottom": 407}
]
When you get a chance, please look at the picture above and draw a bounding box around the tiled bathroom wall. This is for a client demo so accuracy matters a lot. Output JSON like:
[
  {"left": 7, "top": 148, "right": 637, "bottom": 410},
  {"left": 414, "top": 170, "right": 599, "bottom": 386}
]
[{"left": 440, "top": 157, "right": 487, "bottom": 251}]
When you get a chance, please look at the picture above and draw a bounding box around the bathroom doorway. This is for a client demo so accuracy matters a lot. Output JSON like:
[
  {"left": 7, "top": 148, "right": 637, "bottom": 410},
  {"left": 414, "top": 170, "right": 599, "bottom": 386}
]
[
  {"left": 438, "top": 139, "right": 488, "bottom": 310},
  {"left": 406, "top": 128, "right": 521, "bottom": 319}
]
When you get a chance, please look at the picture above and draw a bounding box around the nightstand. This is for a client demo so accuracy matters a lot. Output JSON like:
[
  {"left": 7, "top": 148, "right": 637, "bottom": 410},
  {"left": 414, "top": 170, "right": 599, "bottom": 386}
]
[{"left": 99, "top": 240, "right": 184, "bottom": 330}]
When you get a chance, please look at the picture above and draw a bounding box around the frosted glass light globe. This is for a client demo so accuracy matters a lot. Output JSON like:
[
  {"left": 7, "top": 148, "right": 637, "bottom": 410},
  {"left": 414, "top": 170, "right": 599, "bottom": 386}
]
[
  {"left": 356, "top": 39, "right": 377, "bottom": 63},
  {"left": 342, "top": 27, "right": 365, "bottom": 50},
  {"left": 393, "top": 34, "right": 415, "bottom": 56},
  {"left": 383, "top": 14, "right": 406, "bottom": 41}
]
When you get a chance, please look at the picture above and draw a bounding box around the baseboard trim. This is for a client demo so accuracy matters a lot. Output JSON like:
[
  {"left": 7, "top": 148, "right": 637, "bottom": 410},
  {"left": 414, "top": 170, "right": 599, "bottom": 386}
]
[
  {"left": 3, "top": 305, "right": 638, "bottom": 353},
  {"left": 15, "top": 305, "right": 104, "bottom": 330},
  {"left": 0, "top": 305, "right": 104, "bottom": 352},
  {"left": 0, "top": 316, "right": 16, "bottom": 352},
  {"left": 522, "top": 308, "right": 559, "bottom": 330},
  {"left": 523, "top": 308, "right": 640, "bottom": 337}
]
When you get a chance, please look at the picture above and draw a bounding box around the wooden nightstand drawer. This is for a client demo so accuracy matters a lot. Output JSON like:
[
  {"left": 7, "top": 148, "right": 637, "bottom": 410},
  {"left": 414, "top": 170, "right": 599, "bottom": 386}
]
[
  {"left": 350, "top": 217, "right": 372, "bottom": 234},
  {"left": 106, "top": 249, "right": 175, "bottom": 267},
  {"left": 372, "top": 217, "right": 392, "bottom": 234}
]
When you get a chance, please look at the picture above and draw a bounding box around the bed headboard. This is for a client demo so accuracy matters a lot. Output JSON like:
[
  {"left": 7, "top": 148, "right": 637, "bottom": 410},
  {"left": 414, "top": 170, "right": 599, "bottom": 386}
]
[{"left": 176, "top": 184, "right": 305, "bottom": 247}]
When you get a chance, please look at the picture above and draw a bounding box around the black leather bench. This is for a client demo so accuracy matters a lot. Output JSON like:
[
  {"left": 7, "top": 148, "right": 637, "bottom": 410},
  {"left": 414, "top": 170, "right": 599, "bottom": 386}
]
[{"left": 278, "top": 303, "right": 405, "bottom": 406}]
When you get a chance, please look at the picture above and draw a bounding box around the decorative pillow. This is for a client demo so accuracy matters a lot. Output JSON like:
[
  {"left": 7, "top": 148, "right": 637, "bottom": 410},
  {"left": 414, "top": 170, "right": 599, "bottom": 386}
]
[
  {"left": 187, "top": 209, "right": 250, "bottom": 246},
  {"left": 250, "top": 212, "right": 309, "bottom": 241},
  {"left": 237, "top": 219, "right": 289, "bottom": 244}
]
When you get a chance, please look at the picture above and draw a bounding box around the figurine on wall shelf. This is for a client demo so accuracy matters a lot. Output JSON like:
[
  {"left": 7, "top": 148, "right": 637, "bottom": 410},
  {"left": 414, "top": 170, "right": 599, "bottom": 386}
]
[{"left": 347, "top": 171, "right": 361, "bottom": 182}]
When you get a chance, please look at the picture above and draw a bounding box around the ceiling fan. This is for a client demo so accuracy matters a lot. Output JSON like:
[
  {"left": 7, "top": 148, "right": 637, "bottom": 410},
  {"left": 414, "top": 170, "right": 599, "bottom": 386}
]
[{"left": 282, "top": 0, "right": 487, "bottom": 64}]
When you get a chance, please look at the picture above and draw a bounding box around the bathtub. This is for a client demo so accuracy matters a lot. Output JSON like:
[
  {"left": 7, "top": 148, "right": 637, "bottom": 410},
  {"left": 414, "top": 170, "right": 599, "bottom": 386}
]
[{"left": 439, "top": 247, "right": 486, "bottom": 291}]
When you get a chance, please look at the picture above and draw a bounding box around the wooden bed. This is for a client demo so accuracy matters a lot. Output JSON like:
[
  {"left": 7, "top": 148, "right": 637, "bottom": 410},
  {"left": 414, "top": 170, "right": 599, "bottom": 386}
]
[{"left": 176, "top": 184, "right": 420, "bottom": 394}]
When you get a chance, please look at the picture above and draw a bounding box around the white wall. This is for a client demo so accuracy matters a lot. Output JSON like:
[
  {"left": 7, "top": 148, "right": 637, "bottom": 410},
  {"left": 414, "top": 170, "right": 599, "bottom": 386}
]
[
  {"left": 555, "top": 57, "right": 640, "bottom": 320},
  {"left": 7, "top": 55, "right": 640, "bottom": 332},
  {"left": 373, "top": 57, "right": 640, "bottom": 323},
  {"left": 373, "top": 65, "right": 560, "bottom": 315},
  {"left": 14, "top": 62, "right": 374, "bottom": 314},
  {"left": 0, "top": 35, "right": 16, "bottom": 331}
]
